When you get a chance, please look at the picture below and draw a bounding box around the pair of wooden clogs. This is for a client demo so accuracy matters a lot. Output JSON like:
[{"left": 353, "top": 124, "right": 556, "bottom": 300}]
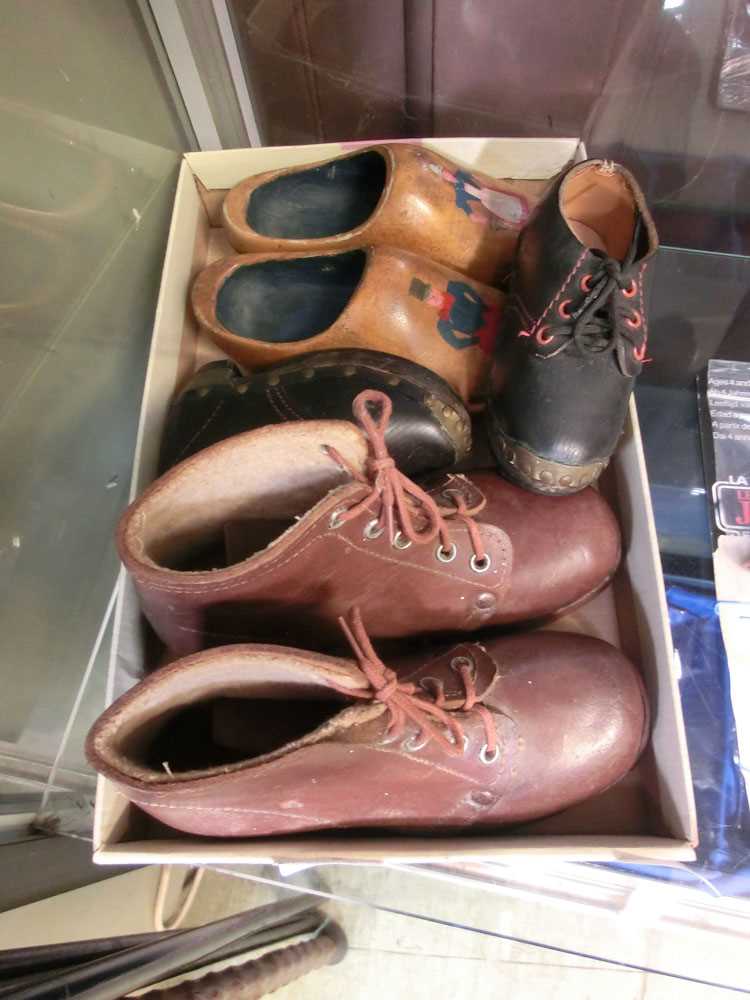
[{"left": 191, "top": 143, "right": 540, "bottom": 402}]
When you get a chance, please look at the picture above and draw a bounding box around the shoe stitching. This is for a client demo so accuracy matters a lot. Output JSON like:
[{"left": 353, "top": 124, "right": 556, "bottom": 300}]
[
  {"left": 126, "top": 749, "right": 483, "bottom": 815},
  {"left": 326, "top": 532, "right": 509, "bottom": 586},
  {"left": 353, "top": 742, "right": 485, "bottom": 784},
  {"left": 508, "top": 295, "right": 533, "bottom": 328},
  {"left": 315, "top": 356, "right": 459, "bottom": 408},
  {"left": 141, "top": 523, "right": 510, "bottom": 596},
  {"left": 267, "top": 384, "right": 298, "bottom": 421},
  {"left": 174, "top": 399, "right": 225, "bottom": 463},
  {"left": 126, "top": 801, "right": 326, "bottom": 821},
  {"left": 264, "top": 387, "right": 289, "bottom": 422},
  {"left": 525, "top": 247, "right": 587, "bottom": 334},
  {"left": 638, "top": 263, "right": 648, "bottom": 342},
  {"left": 275, "top": 383, "right": 305, "bottom": 420},
  {"left": 125, "top": 798, "right": 491, "bottom": 827}
]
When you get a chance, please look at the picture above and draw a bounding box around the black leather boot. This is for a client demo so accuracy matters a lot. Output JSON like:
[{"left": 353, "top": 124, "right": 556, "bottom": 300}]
[
  {"left": 159, "top": 349, "right": 471, "bottom": 476},
  {"left": 487, "top": 159, "right": 658, "bottom": 495}
]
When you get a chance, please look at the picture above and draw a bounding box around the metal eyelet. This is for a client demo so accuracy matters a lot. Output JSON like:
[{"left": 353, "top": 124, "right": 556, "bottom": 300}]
[
  {"left": 436, "top": 542, "right": 457, "bottom": 563},
  {"left": 535, "top": 325, "right": 554, "bottom": 346},
  {"left": 403, "top": 733, "right": 428, "bottom": 752},
  {"left": 392, "top": 531, "right": 412, "bottom": 550},
  {"left": 379, "top": 729, "right": 401, "bottom": 747},
  {"left": 470, "top": 554, "right": 492, "bottom": 573},
  {"left": 363, "top": 518, "right": 383, "bottom": 540},
  {"left": 626, "top": 310, "right": 642, "bottom": 329},
  {"left": 329, "top": 509, "right": 346, "bottom": 529},
  {"left": 419, "top": 676, "right": 440, "bottom": 694},
  {"left": 447, "top": 732, "right": 470, "bottom": 754},
  {"left": 480, "top": 745, "right": 500, "bottom": 765}
]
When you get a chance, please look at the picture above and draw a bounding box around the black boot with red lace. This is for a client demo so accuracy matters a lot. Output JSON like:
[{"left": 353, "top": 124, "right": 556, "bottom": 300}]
[{"left": 487, "top": 158, "right": 658, "bottom": 496}]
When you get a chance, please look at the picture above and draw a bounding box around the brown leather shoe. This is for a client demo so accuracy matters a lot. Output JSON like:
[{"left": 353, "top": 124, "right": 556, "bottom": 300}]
[
  {"left": 191, "top": 247, "right": 504, "bottom": 403},
  {"left": 86, "top": 609, "right": 648, "bottom": 838},
  {"left": 221, "top": 143, "right": 537, "bottom": 283},
  {"left": 118, "top": 391, "right": 620, "bottom": 656}
]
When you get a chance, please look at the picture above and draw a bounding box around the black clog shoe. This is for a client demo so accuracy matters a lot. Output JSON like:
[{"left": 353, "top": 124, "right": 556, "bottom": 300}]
[
  {"left": 487, "top": 159, "right": 658, "bottom": 495},
  {"left": 159, "top": 350, "right": 471, "bottom": 476}
]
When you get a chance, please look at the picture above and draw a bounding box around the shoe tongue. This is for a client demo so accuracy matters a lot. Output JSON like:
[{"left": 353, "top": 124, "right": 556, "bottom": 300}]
[
  {"left": 421, "top": 472, "right": 486, "bottom": 514},
  {"left": 365, "top": 472, "right": 486, "bottom": 539},
  {"left": 609, "top": 214, "right": 642, "bottom": 267},
  {"left": 576, "top": 219, "right": 643, "bottom": 353},
  {"left": 588, "top": 213, "right": 642, "bottom": 271},
  {"left": 394, "top": 641, "right": 499, "bottom": 708},
  {"left": 208, "top": 643, "right": 501, "bottom": 760}
]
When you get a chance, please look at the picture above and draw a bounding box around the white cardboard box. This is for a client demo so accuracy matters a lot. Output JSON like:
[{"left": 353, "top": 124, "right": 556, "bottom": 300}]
[{"left": 92, "top": 138, "right": 697, "bottom": 866}]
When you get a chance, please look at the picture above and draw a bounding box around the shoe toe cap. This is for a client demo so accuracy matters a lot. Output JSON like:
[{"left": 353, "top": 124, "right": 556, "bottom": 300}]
[
  {"left": 474, "top": 472, "right": 621, "bottom": 621},
  {"left": 483, "top": 630, "right": 648, "bottom": 822}
]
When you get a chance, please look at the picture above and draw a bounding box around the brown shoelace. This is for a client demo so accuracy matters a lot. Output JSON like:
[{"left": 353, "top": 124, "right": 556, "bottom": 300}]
[
  {"left": 325, "top": 390, "right": 488, "bottom": 564},
  {"left": 339, "top": 607, "right": 497, "bottom": 758}
]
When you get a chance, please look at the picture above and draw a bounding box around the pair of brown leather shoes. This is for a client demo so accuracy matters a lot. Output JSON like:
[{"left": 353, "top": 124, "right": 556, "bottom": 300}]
[
  {"left": 191, "top": 143, "right": 537, "bottom": 402},
  {"left": 87, "top": 390, "right": 648, "bottom": 839}
]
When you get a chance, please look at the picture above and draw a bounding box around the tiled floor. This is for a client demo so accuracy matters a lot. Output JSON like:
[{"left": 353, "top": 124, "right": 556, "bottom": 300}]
[
  {"left": 190, "top": 867, "right": 746, "bottom": 1000},
  {"left": 3, "top": 863, "right": 745, "bottom": 998}
]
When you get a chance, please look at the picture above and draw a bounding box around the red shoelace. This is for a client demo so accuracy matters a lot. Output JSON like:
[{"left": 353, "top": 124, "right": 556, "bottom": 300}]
[
  {"left": 339, "top": 607, "right": 497, "bottom": 758},
  {"left": 325, "top": 390, "right": 488, "bottom": 566}
]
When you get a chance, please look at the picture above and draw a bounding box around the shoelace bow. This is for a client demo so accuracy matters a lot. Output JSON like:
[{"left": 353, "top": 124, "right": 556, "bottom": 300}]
[
  {"left": 339, "top": 607, "right": 496, "bottom": 757},
  {"left": 324, "top": 390, "right": 487, "bottom": 562},
  {"left": 521, "top": 222, "right": 647, "bottom": 363}
]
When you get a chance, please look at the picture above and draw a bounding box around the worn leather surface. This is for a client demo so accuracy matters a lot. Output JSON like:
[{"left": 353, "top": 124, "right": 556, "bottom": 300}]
[
  {"left": 118, "top": 420, "right": 620, "bottom": 657},
  {"left": 159, "top": 352, "right": 470, "bottom": 477},
  {"left": 86, "top": 629, "right": 647, "bottom": 837},
  {"left": 192, "top": 246, "right": 504, "bottom": 402},
  {"left": 489, "top": 159, "right": 658, "bottom": 475},
  {"left": 222, "top": 143, "right": 538, "bottom": 283}
]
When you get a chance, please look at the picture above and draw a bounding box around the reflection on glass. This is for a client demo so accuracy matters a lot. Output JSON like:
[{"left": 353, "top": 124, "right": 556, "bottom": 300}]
[
  {"left": 229, "top": 0, "right": 750, "bottom": 254},
  {"left": 0, "top": 1, "right": 189, "bottom": 804}
]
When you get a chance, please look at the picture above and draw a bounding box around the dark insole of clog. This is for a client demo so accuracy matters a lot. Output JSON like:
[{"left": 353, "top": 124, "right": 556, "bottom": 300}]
[
  {"left": 216, "top": 250, "right": 366, "bottom": 343},
  {"left": 247, "top": 150, "right": 387, "bottom": 239}
]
